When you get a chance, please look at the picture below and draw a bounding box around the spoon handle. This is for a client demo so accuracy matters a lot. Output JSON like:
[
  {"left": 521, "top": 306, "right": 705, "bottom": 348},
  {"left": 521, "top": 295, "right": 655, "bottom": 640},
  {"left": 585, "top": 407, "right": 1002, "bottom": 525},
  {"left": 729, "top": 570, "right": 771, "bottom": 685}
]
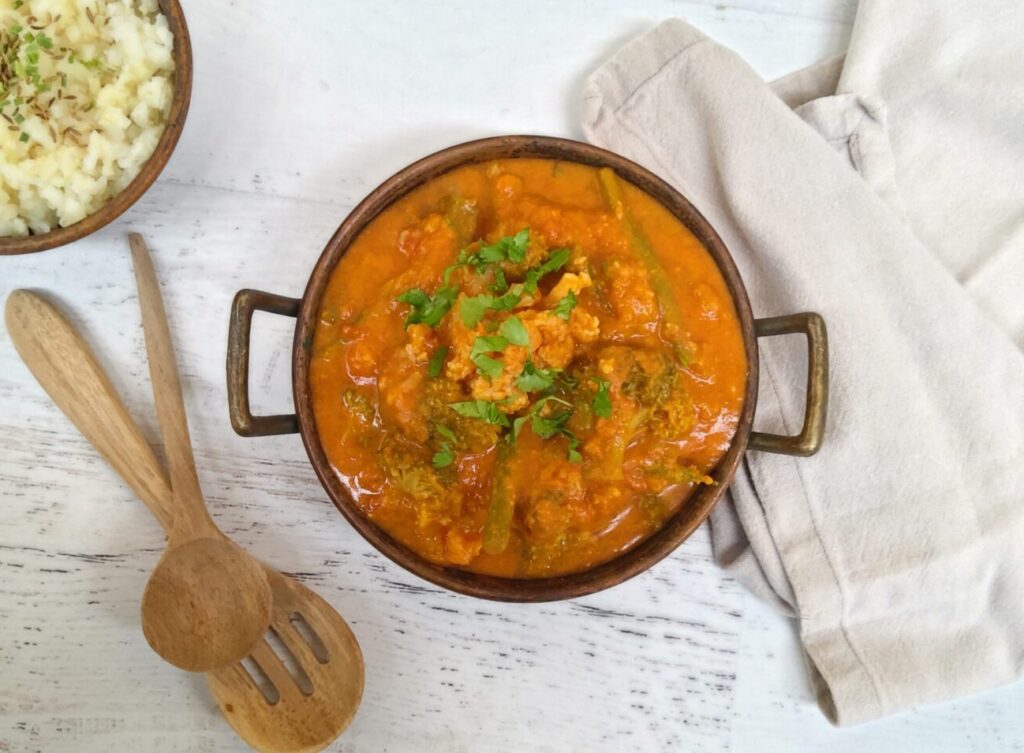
[
  {"left": 129, "top": 234, "right": 213, "bottom": 539},
  {"left": 4, "top": 290, "right": 174, "bottom": 531}
]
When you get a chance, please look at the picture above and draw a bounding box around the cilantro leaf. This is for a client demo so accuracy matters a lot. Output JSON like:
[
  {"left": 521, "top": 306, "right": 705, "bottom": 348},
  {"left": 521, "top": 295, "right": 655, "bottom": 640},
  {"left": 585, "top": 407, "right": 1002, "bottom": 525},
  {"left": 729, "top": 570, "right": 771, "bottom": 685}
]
[
  {"left": 554, "top": 290, "right": 577, "bottom": 320},
  {"left": 471, "top": 228, "right": 530, "bottom": 268},
  {"left": 592, "top": 377, "right": 612, "bottom": 419},
  {"left": 490, "top": 268, "right": 508, "bottom": 293},
  {"left": 450, "top": 400, "right": 510, "bottom": 427},
  {"left": 460, "top": 294, "right": 495, "bottom": 327},
  {"left": 498, "top": 315, "right": 530, "bottom": 347},
  {"left": 471, "top": 335, "right": 508, "bottom": 357},
  {"left": 470, "top": 336, "right": 508, "bottom": 380},
  {"left": 505, "top": 228, "right": 530, "bottom": 263},
  {"left": 516, "top": 361, "right": 557, "bottom": 392},
  {"left": 477, "top": 228, "right": 530, "bottom": 264},
  {"left": 514, "top": 396, "right": 582, "bottom": 461},
  {"left": 396, "top": 286, "right": 457, "bottom": 328},
  {"left": 435, "top": 423, "right": 457, "bottom": 442},
  {"left": 427, "top": 346, "right": 449, "bottom": 378},
  {"left": 540, "top": 248, "right": 572, "bottom": 272},
  {"left": 492, "top": 285, "right": 524, "bottom": 310},
  {"left": 473, "top": 353, "right": 504, "bottom": 380},
  {"left": 432, "top": 444, "right": 455, "bottom": 469},
  {"left": 511, "top": 415, "right": 528, "bottom": 441},
  {"left": 524, "top": 248, "right": 572, "bottom": 294},
  {"left": 566, "top": 437, "right": 582, "bottom": 463},
  {"left": 528, "top": 396, "right": 573, "bottom": 439},
  {"left": 531, "top": 409, "right": 570, "bottom": 439},
  {"left": 478, "top": 244, "right": 506, "bottom": 264}
]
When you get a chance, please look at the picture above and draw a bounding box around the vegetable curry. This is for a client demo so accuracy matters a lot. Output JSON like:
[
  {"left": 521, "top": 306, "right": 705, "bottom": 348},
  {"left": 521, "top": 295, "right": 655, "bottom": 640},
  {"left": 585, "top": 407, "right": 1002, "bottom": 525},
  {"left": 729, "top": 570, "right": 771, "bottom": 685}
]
[{"left": 310, "top": 159, "right": 746, "bottom": 578}]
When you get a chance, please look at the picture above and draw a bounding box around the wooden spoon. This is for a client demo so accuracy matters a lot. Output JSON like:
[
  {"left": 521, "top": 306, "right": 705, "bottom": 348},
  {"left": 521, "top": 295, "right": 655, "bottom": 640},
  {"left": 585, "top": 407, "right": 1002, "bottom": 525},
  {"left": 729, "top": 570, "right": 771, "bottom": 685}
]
[
  {"left": 5, "top": 288, "right": 364, "bottom": 753},
  {"left": 121, "top": 235, "right": 270, "bottom": 672}
]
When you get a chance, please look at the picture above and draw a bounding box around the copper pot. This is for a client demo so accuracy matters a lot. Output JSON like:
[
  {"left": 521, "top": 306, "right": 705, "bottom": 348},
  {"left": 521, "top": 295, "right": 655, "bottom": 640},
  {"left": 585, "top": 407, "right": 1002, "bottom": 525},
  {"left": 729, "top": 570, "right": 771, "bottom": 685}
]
[{"left": 226, "top": 136, "right": 828, "bottom": 602}]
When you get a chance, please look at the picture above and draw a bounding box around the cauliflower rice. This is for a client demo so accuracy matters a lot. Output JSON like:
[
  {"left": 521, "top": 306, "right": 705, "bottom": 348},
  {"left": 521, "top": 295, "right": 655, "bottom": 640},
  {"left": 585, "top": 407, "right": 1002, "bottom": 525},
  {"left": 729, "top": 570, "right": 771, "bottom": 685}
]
[{"left": 0, "top": 0, "right": 174, "bottom": 237}]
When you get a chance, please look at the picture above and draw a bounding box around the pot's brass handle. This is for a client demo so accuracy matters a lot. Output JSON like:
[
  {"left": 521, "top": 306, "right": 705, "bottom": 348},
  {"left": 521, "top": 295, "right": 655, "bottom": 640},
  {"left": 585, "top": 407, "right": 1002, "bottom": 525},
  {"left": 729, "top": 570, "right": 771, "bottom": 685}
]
[
  {"left": 227, "top": 289, "right": 301, "bottom": 437},
  {"left": 748, "top": 312, "right": 828, "bottom": 457}
]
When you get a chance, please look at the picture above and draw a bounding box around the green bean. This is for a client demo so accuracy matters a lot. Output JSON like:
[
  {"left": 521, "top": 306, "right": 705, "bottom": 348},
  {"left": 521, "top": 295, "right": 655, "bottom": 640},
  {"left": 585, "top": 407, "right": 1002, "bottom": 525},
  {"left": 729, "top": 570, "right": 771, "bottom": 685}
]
[
  {"left": 597, "top": 168, "right": 692, "bottom": 365},
  {"left": 442, "top": 194, "right": 479, "bottom": 248},
  {"left": 482, "top": 442, "right": 515, "bottom": 555}
]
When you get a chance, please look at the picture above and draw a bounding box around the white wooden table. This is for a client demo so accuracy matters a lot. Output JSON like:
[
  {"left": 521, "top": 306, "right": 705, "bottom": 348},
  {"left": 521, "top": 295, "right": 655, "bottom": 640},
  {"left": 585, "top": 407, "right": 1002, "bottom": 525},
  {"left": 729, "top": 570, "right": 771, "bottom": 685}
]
[{"left": 3, "top": 2, "right": 1023, "bottom": 751}]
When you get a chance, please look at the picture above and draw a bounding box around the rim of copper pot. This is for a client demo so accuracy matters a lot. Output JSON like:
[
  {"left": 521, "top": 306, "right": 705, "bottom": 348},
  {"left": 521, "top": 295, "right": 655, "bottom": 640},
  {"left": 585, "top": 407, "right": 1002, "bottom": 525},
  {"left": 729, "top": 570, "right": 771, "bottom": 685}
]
[
  {"left": 0, "top": 0, "right": 193, "bottom": 256},
  {"left": 292, "top": 135, "right": 758, "bottom": 602}
]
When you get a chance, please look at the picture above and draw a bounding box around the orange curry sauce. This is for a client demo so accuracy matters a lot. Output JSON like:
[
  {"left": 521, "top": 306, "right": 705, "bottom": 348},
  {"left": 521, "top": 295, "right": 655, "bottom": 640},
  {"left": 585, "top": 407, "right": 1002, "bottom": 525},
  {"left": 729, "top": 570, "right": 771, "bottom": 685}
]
[{"left": 310, "top": 159, "right": 746, "bottom": 577}]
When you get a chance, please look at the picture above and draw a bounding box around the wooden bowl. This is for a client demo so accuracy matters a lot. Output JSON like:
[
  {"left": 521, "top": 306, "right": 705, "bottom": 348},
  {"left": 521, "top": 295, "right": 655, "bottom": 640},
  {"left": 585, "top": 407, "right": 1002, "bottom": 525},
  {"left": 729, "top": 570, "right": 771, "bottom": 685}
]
[
  {"left": 0, "top": 0, "right": 192, "bottom": 256},
  {"left": 226, "top": 136, "right": 829, "bottom": 601}
]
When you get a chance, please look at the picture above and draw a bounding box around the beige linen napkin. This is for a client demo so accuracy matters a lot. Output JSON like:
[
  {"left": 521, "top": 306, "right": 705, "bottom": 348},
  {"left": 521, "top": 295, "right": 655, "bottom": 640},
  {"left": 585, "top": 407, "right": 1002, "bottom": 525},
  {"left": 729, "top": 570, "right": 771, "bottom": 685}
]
[{"left": 582, "top": 12, "right": 1024, "bottom": 726}]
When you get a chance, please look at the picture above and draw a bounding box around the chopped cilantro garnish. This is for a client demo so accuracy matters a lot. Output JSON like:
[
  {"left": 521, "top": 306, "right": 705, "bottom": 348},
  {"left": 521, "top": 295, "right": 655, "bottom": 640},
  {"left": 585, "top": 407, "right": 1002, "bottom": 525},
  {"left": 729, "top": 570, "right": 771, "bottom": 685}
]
[
  {"left": 460, "top": 294, "right": 495, "bottom": 328},
  {"left": 413, "top": 233, "right": 574, "bottom": 332},
  {"left": 478, "top": 243, "right": 507, "bottom": 264},
  {"left": 476, "top": 228, "right": 529, "bottom": 265},
  {"left": 529, "top": 396, "right": 573, "bottom": 439},
  {"left": 396, "top": 286, "right": 457, "bottom": 328},
  {"left": 470, "top": 335, "right": 508, "bottom": 379},
  {"left": 490, "top": 268, "right": 508, "bottom": 293},
  {"left": 592, "top": 377, "right": 612, "bottom": 419},
  {"left": 497, "top": 315, "right": 529, "bottom": 347},
  {"left": 471, "top": 335, "right": 508, "bottom": 355},
  {"left": 554, "top": 290, "right": 577, "bottom": 320},
  {"left": 427, "top": 345, "right": 449, "bottom": 378},
  {"left": 524, "top": 248, "right": 572, "bottom": 294},
  {"left": 448, "top": 229, "right": 530, "bottom": 284},
  {"left": 511, "top": 415, "right": 528, "bottom": 441},
  {"left": 566, "top": 437, "right": 582, "bottom": 463},
  {"left": 434, "top": 423, "right": 457, "bottom": 443},
  {"left": 491, "top": 285, "right": 524, "bottom": 310},
  {"left": 450, "top": 400, "right": 510, "bottom": 427},
  {"left": 473, "top": 353, "right": 503, "bottom": 380},
  {"left": 522, "top": 396, "right": 582, "bottom": 462},
  {"left": 516, "top": 361, "right": 557, "bottom": 392},
  {"left": 432, "top": 444, "right": 455, "bottom": 469}
]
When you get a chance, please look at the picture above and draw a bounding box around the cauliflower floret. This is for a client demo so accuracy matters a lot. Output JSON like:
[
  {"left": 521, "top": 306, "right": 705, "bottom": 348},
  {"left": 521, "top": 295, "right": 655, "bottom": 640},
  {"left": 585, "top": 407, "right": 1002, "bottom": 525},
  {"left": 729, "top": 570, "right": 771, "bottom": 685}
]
[
  {"left": 519, "top": 310, "right": 575, "bottom": 369},
  {"left": 469, "top": 344, "right": 530, "bottom": 412},
  {"left": 444, "top": 298, "right": 482, "bottom": 381},
  {"left": 606, "top": 258, "right": 659, "bottom": 337},
  {"left": 545, "top": 271, "right": 592, "bottom": 304},
  {"left": 569, "top": 309, "right": 600, "bottom": 343},
  {"left": 405, "top": 323, "right": 437, "bottom": 365}
]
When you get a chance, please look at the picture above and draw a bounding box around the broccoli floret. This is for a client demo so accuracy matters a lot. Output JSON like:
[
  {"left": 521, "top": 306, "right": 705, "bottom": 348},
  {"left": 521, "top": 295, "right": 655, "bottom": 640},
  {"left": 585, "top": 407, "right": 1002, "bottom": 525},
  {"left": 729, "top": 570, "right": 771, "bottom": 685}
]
[
  {"left": 423, "top": 378, "right": 501, "bottom": 452},
  {"left": 378, "top": 433, "right": 461, "bottom": 527},
  {"left": 615, "top": 347, "right": 695, "bottom": 440},
  {"left": 341, "top": 387, "right": 375, "bottom": 425},
  {"left": 638, "top": 494, "right": 670, "bottom": 528},
  {"left": 621, "top": 351, "right": 675, "bottom": 407},
  {"left": 643, "top": 462, "right": 713, "bottom": 491},
  {"left": 649, "top": 381, "right": 696, "bottom": 439}
]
